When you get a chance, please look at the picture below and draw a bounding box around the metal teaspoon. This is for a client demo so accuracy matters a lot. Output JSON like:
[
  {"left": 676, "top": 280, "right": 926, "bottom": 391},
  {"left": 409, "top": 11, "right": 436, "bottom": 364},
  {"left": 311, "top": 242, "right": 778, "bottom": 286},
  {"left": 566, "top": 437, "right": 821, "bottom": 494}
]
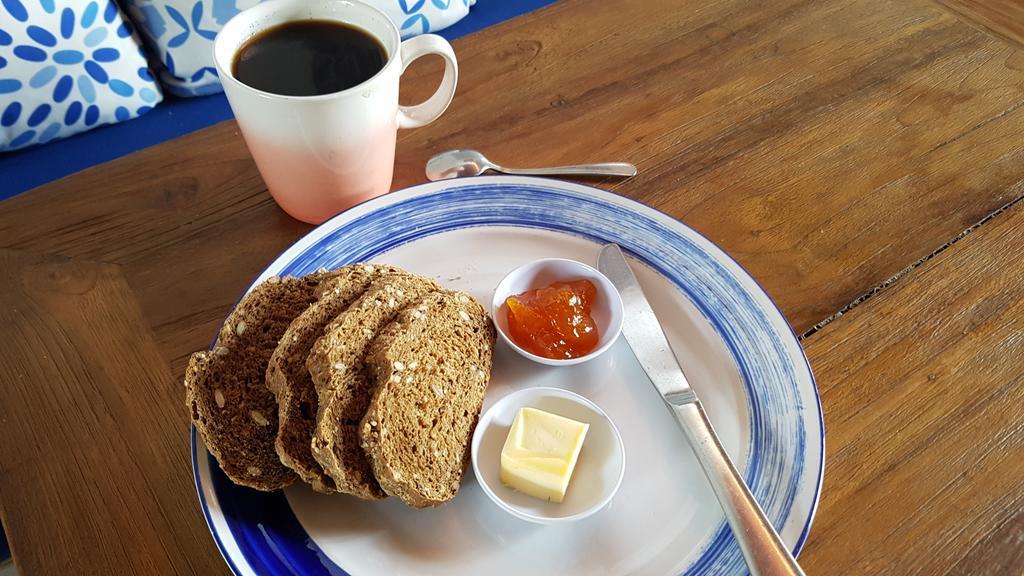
[{"left": 425, "top": 149, "right": 637, "bottom": 181}]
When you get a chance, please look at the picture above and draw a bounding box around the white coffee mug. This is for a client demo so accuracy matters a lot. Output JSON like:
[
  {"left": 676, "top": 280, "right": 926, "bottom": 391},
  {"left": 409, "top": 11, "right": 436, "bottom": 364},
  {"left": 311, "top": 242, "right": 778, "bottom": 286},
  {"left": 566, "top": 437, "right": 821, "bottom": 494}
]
[{"left": 213, "top": 0, "right": 458, "bottom": 224}]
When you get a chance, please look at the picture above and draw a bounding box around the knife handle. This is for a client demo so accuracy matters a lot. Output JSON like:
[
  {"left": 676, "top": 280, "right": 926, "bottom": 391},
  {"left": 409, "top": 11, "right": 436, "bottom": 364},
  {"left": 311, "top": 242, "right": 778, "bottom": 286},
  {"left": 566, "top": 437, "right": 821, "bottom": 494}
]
[{"left": 670, "top": 402, "right": 806, "bottom": 576}]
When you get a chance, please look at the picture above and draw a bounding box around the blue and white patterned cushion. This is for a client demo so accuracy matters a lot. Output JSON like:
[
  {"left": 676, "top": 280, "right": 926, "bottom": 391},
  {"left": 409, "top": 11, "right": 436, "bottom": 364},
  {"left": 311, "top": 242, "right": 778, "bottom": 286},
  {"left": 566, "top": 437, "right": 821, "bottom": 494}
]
[
  {"left": 123, "top": 0, "right": 475, "bottom": 97},
  {"left": 0, "top": 0, "right": 164, "bottom": 152}
]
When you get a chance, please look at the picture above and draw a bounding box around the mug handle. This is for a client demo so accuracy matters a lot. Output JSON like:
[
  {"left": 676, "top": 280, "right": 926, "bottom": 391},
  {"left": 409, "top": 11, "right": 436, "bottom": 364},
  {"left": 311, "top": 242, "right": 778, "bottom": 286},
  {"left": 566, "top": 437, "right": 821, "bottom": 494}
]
[{"left": 397, "top": 34, "right": 459, "bottom": 129}]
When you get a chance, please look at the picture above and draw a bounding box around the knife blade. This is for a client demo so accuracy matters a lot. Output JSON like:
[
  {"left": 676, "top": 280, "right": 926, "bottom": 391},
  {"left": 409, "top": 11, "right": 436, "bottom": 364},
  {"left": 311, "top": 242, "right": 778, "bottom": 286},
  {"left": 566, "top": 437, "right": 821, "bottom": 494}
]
[
  {"left": 598, "top": 243, "right": 804, "bottom": 576},
  {"left": 596, "top": 244, "right": 699, "bottom": 407}
]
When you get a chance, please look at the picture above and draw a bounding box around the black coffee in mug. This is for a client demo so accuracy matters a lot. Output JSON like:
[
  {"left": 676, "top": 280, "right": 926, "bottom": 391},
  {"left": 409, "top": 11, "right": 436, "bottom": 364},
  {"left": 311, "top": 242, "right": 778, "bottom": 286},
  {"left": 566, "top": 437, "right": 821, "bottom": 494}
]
[{"left": 232, "top": 20, "right": 387, "bottom": 97}]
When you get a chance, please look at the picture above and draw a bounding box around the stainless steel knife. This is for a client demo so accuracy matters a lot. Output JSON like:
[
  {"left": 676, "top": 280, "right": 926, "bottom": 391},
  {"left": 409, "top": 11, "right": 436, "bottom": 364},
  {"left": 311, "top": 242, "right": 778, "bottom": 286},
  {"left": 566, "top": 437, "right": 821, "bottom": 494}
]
[{"left": 598, "top": 243, "right": 805, "bottom": 576}]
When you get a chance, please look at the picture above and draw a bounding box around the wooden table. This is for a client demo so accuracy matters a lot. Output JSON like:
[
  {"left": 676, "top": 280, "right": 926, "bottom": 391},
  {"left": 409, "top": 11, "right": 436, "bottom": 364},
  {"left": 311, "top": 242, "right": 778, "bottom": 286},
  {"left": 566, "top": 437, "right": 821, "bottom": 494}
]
[{"left": 2, "top": 0, "right": 1023, "bottom": 573}]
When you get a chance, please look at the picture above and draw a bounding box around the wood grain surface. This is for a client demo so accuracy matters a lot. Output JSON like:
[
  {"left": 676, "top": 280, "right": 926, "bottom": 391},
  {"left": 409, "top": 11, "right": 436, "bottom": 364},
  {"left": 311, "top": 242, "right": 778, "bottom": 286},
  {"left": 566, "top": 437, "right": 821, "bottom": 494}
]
[
  {"left": 935, "top": 0, "right": 1024, "bottom": 48},
  {"left": 0, "top": 0, "right": 1023, "bottom": 573},
  {"left": 800, "top": 200, "right": 1024, "bottom": 575},
  {"left": 0, "top": 250, "right": 229, "bottom": 575},
  {"left": 1, "top": 0, "right": 1022, "bottom": 342}
]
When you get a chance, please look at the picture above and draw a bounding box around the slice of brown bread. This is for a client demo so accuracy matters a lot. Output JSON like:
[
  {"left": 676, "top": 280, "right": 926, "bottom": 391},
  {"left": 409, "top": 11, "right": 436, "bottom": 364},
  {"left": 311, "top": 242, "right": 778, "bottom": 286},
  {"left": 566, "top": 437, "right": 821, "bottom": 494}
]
[
  {"left": 266, "top": 263, "right": 400, "bottom": 493},
  {"left": 185, "top": 270, "right": 343, "bottom": 491},
  {"left": 360, "top": 290, "right": 496, "bottom": 507},
  {"left": 307, "top": 273, "right": 440, "bottom": 499}
]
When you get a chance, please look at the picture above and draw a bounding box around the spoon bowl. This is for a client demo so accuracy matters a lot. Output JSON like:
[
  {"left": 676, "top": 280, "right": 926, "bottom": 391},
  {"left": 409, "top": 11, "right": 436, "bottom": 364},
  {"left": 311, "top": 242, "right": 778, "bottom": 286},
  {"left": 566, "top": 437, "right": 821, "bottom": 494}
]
[{"left": 426, "top": 149, "right": 494, "bottom": 179}]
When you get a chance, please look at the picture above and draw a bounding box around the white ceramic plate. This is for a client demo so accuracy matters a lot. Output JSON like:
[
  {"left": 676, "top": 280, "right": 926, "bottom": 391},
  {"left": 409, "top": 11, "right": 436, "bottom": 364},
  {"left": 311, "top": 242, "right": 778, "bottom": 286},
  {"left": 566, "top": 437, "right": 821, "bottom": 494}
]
[{"left": 192, "top": 176, "right": 824, "bottom": 575}]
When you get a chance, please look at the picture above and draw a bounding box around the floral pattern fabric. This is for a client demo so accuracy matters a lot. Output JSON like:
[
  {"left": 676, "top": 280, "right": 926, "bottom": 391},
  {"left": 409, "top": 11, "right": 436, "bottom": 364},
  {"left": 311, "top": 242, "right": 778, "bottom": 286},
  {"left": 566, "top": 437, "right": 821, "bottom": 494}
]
[{"left": 0, "top": 0, "right": 163, "bottom": 151}]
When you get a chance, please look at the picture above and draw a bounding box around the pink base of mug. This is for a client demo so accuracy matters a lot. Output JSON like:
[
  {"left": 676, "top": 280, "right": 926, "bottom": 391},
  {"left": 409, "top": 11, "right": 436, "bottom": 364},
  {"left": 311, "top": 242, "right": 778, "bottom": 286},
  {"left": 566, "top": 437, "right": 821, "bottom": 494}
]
[{"left": 248, "top": 133, "right": 397, "bottom": 225}]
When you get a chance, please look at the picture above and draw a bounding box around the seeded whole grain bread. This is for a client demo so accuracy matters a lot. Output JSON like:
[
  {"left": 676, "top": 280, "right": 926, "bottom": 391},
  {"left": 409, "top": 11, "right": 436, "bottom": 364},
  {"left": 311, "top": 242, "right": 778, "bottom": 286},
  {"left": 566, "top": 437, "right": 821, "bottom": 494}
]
[
  {"left": 266, "top": 264, "right": 400, "bottom": 493},
  {"left": 360, "top": 290, "right": 496, "bottom": 507},
  {"left": 307, "top": 273, "right": 441, "bottom": 499},
  {"left": 185, "top": 270, "right": 343, "bottom": 491}
]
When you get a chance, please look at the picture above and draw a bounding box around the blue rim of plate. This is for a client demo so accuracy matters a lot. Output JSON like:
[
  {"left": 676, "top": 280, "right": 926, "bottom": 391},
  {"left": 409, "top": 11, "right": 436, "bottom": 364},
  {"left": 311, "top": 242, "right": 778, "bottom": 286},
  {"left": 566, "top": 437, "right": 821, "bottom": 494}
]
[{"left": 192, "top": 176, "right": 824, "bottom": 575}]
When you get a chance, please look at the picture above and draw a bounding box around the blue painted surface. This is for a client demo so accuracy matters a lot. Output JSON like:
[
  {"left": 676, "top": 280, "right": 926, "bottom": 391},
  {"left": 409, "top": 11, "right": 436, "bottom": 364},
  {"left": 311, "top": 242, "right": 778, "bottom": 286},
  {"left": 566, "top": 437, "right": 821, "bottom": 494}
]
[
  {"left": 192, "top": 179, "right": 823, "bottom": 575},
  {"left": 0, "top": 0, "right": 559, "bottom": 200},
  {"left": 0, "top": 520, "right": 8, "bottom": 562}
]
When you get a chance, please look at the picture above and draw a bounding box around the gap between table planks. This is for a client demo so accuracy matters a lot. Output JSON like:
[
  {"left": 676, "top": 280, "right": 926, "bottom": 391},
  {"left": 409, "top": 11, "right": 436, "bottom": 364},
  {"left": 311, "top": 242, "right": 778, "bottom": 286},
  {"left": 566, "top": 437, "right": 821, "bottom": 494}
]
[
  {"left": 1, "top": 204, "right": 1020, "bottom": 575},
  {"left": 0, "top": 0, "right": 1022, "bottom": 375},
  {"left": 933, "top": 0, "right": 1024, "bottom": 49},
  {"left": 1, "top": 0, "right": 1024, "bottom": 573},
  {"left": 799, "top": 199, "right": 1024, "bottom": 576}
]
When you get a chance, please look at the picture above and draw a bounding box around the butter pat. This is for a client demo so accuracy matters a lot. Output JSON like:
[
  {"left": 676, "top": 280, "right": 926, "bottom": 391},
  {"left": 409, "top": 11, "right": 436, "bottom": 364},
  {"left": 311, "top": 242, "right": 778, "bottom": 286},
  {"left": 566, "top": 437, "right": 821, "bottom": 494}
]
[{"left": 499, "top": 407, "right": 589, "bottom": 503}]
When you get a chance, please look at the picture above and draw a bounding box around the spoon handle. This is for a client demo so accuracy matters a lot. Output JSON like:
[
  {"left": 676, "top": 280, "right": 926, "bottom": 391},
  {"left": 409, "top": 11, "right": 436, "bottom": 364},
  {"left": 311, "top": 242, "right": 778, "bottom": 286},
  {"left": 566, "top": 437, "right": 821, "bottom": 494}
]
[{"left": 495, "top": 162, "right": 637, "bottom": 178}]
